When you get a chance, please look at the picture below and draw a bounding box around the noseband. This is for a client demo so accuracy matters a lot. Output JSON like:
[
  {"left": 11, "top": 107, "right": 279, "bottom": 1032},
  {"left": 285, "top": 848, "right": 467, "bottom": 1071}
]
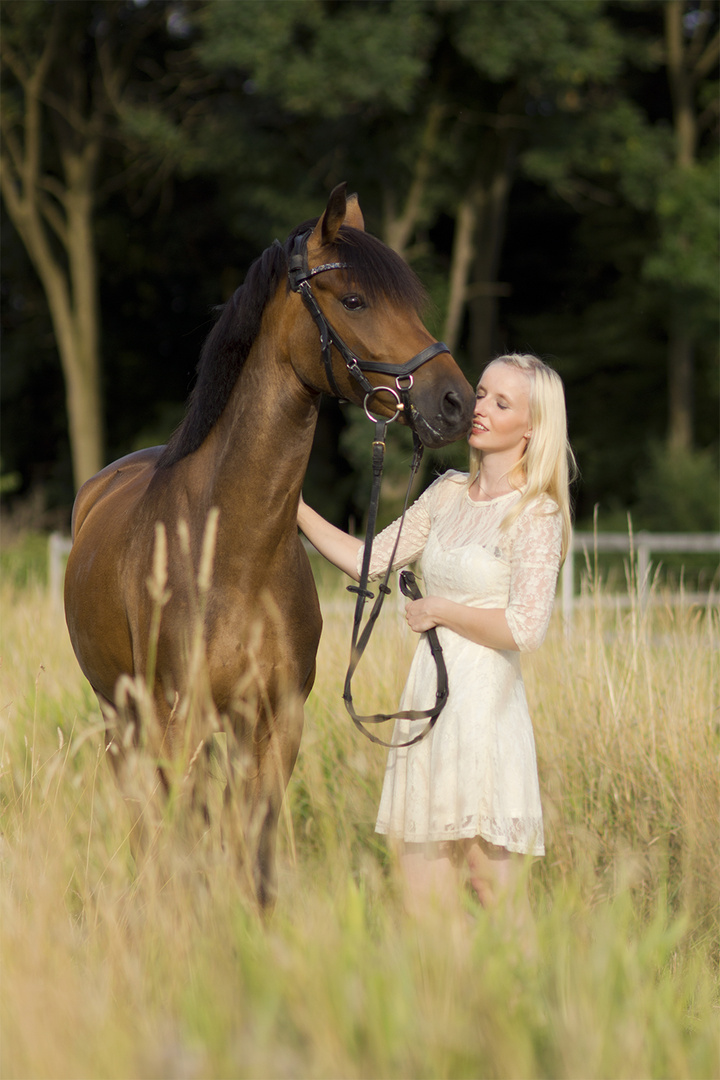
[
  {"left": 285, "top": 231, "right": 449, "bottom": 749},
  {"left": 286, "top": 231, "right": 450, "bottom": 422}
]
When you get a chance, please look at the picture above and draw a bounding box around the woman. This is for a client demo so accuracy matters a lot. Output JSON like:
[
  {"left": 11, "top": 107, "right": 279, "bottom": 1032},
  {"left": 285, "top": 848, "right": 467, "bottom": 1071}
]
[{"left": 298, "top": 354, "right": 576, "bottom": 926}]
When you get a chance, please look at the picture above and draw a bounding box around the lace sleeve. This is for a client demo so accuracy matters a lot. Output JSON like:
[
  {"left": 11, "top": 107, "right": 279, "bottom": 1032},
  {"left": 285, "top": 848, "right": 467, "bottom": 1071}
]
[
  {"left": 505, "top": 501, "right": 563, "bottom": 652},
  {"left": 356, "top": 477, "right": 439, "bottom": 580}
]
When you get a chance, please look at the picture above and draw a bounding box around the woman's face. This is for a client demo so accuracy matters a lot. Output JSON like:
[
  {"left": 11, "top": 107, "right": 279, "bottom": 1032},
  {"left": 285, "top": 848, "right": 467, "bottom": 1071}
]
[{"left": 469, "top": 362, "right": 532, "bottom": 459}]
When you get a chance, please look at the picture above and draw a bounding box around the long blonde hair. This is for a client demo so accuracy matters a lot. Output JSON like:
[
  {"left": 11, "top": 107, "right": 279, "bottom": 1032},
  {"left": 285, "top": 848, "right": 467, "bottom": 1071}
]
[{"left": 467, "top": 353, "right": 577, "bottom": 561}]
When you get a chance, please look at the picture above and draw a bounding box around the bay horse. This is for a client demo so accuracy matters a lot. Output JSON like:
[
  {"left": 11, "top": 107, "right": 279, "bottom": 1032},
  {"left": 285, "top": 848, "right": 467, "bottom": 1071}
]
[{"left": 64, "top": 184, "right": 474, "bottom": 907}]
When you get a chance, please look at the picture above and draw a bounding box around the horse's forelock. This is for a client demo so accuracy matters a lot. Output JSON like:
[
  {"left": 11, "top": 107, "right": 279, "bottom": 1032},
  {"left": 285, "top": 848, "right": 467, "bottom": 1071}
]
[{"left": 331, "top": 227, "right": 427, "bottom": 312}]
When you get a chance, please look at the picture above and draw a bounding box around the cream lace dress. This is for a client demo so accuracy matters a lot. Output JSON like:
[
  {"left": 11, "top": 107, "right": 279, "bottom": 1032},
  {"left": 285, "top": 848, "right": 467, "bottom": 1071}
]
[{"left": 358, "top": 470, "right": 562, "bottom": 856}]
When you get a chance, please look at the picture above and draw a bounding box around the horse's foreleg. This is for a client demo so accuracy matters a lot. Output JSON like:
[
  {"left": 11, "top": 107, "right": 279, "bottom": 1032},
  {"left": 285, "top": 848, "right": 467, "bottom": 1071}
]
[
  {"left": 101, "top": 673, "right": 193, "bottom": 860},
  {"left": 221, "top": 722, "right": 300, "bottom": 912},
  {"left": 100, "top": 690, "right": 167, "bottom": 862}
]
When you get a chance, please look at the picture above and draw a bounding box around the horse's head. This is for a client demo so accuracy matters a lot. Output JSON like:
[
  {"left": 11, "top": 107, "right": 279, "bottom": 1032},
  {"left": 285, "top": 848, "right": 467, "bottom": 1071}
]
[{"left": 288, "top": 184, "right": 474, "bottom": 449}]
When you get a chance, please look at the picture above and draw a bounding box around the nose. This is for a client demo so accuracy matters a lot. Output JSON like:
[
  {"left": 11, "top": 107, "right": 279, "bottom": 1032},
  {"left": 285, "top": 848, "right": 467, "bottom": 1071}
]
[{"left": 441, "top": 387, "right": 469, "bottom": 426}]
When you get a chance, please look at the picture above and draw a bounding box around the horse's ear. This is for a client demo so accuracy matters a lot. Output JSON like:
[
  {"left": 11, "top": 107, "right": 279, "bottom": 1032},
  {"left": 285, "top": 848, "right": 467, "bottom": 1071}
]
[
  {"left": 343, "top": 191, "right": 364, "bottom": 232},
  {"left": 309, "top": 183, "right": 365, "bottom": 251}
]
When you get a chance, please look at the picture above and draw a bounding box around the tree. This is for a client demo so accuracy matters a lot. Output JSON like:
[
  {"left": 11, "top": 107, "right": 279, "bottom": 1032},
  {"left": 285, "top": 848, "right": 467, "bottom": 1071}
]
[
  {"left": 518, "top": 0, "right": 719, "bottom": 455},
  {"left": 655, "top": 0, "right": 719, "bottom": 449},
  {"left": 0, "top": 0, "right": 202, "bottom": 490},
  {"left": 1, "top": 3, "right": 105, "bottom": 488},
  {"left": 191, "top": 0, "right": 635, "bottom": 517}
]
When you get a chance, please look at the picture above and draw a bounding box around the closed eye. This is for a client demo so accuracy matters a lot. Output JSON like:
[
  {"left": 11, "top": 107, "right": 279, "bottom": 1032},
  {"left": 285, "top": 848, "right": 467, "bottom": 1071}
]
[{"left": 341, "top": 293, "right": 366, "bottom": 311}]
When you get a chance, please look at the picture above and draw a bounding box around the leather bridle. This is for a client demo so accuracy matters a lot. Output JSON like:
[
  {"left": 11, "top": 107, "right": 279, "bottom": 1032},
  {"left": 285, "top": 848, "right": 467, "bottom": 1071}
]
[
  {"left": 286, "top": 230, "right": 449, "bottom": 421},
  {"left": 287, "top": 230, "right": 449, "bottom": 748}
]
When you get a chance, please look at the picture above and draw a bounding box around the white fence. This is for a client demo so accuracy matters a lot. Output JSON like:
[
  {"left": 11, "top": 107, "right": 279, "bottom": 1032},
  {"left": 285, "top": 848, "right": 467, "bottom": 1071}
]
[
  {"left": 561, "top": 531, "right": 720, "bottom": 631},
  {"left": 48, "top": 532, "right": 72, "bottom": 607},
  {"left": 51, "top": 530, "right": 719, "bottom": 619}
]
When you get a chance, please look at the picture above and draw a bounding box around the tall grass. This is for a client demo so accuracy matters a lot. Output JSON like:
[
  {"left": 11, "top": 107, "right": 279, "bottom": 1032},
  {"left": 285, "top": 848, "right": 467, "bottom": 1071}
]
[{"left": 0, "top": 564, "right": 718, "bottom": 1079}]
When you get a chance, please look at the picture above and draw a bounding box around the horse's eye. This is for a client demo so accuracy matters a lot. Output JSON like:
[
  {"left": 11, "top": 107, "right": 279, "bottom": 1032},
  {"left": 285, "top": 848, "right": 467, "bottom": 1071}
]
[{"left": 341, "top": 294, "right": 365, "bottom": 311}]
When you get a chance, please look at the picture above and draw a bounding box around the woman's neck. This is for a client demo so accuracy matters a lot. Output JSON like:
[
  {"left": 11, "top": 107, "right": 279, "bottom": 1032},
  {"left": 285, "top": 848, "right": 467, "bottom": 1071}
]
[{"left": 473, "top": 451, "right": 524, "bottom": 501}]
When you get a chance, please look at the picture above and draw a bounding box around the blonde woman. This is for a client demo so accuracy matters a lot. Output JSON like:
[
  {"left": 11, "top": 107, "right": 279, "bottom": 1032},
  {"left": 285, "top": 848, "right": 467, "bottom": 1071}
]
[{"left": 298, "top": 354, "right": 576, "bottom": 929}]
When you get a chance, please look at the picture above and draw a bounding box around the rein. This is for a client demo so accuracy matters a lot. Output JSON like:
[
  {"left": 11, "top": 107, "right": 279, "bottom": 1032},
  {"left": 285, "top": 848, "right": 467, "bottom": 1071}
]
[
  {"left": 287, "top": 232, "right": 449, "bottom": 748},
  {"left": 342, "top": 421, "right": 449, "bottom": 748}
]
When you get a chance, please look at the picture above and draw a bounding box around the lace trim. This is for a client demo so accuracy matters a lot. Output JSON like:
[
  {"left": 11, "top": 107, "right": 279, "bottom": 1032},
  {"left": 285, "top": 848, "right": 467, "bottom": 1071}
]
[{"left": 376, "top": 814, "right": 545, "bottom": 856}]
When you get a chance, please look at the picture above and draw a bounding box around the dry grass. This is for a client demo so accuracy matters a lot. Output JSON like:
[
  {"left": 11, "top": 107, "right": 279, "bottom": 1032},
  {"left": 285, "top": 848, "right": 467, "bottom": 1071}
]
[{"left": 0, "top": 564, "right": 718, "bottom": 1079}]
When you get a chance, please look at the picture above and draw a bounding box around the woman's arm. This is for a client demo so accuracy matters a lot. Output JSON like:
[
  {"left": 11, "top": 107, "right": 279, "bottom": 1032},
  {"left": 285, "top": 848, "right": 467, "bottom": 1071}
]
[
  {"left": 405, "top": 597, "right": 519, "bottom": 651},
  {"left": 298, "top": 496, "right": 363, "bottom": 581}
]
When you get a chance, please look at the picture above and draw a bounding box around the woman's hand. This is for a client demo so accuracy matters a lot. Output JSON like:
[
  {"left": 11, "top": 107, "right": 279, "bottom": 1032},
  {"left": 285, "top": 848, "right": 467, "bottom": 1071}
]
[
  {"left": 405, "top": 594, "right": 519, "bottom": 650},
  {"left": 296, "top": 494, "right": 363, "bottom": 580},
  {"left": 404, "top": 596, "right": 443, "bottom": 634}
]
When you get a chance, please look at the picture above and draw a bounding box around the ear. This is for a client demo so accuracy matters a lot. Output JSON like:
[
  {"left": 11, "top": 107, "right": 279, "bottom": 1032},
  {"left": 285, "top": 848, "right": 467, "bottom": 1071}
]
[{"left": 308, "top": 182, "right": 365, "bottom": 252}]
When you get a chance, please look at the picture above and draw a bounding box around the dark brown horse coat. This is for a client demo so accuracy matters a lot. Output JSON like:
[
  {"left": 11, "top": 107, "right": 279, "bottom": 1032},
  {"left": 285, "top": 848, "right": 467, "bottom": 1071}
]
[{"left": 64, "top": 186, "right": 474, "bottom": 906}]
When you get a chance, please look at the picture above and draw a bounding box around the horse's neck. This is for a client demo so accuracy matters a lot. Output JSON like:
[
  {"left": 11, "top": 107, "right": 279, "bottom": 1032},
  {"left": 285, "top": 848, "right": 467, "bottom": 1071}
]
[{"left": 200, "top": 345, "right": 319, "bottom": 552}]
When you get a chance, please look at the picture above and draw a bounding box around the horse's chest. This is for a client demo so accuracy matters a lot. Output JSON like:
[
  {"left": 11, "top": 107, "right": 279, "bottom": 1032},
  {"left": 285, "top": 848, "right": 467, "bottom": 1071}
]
[{"left": 202, "top": 584, "right": 321, "bottom": 704}]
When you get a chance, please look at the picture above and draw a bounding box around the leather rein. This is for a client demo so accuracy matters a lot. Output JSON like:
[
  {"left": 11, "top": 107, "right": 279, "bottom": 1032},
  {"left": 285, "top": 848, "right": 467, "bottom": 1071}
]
[{"left": 287, "top": 232, "right": 449, "bottom": 748}]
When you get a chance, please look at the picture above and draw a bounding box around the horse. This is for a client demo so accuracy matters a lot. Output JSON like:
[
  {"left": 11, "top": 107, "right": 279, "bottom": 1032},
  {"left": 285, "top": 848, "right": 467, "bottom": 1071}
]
[{"left": 64, "top": 183, "right": 475, "bottom": 907}]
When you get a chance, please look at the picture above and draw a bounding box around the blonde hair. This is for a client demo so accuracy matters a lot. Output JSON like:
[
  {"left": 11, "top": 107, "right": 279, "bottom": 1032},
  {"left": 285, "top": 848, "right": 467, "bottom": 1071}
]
[{"left": 467, "top": 353, "right": 577, "bottom": 561}]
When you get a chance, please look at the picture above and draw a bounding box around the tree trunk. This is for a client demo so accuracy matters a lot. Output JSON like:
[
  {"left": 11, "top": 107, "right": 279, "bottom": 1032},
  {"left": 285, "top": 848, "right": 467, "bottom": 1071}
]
[
  {"left": 663, "top": 0, "right": 702, "bottom": 451},
  {"left": 444, "top": 134, "right": 516, "bottom": 366},
  {"left": 444, "top": 191, "right": 479, "bottom": 355},
  {"left": 3, "top": 146, "right": 105, "bottom": 491},
  {"left": 467, "top": 141, "right": 515, "bottom": 369},
  {"left": 382, "top": 98, "right": 445, "bottom": 257},
  {"left": 667, "top": 310, "right": 694, "bottom": 451},
  {"left": 0, "top": 18, "right": 105, "bottom": 490},
  {"left": 63, "top": 148, "right": 104, "bottom": 487}
]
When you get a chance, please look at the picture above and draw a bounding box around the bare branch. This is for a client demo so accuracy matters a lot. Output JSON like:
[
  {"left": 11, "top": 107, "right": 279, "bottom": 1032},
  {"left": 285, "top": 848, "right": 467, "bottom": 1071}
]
[
  {"left": 0, "top": 113, "right": 25, "bottom": 177},
  {"left": 36, "top": 189, "right": 69, "bottom": 249},
  {"left": 0, "top": 153, "right": 23, "bottom": 225},
  {"left": 0, "top": 41, "right": 29, "bottom": 86},
  {"left": 384, "top": 98, "right": 446, "bottom": 255},
  {"left": 22, "top": 8, "right": 62, "bottom": 196},
  {"left": 37, "top": 173, "right": 67, "bottom": 205},
  {"left": 685, "top": 0, "right": 715, "bottom": 69},
  {"left": 696, "top": 95, "right": 719, "bottom": 136},
  {"left": 96, "top": 35, "right": 127, "bottom": 118},
  {"left": 41, "top": 88, "right": 95, "bottom": 140},
  {"left": 693, "top": 30, "right": 720, "bottom": 83},
  {"left": 554, "top": 178, "right": 617, "bottom": 212}
]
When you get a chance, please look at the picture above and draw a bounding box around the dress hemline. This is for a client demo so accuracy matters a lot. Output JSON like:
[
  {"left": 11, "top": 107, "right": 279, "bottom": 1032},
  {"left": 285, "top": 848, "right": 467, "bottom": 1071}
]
[{"left": 374, "top": 823, "right": 545, "bottom": 857}]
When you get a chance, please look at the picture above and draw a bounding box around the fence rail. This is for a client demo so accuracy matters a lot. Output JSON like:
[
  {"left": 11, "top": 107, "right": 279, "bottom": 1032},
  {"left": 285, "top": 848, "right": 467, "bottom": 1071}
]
[
  {"left": 561, "top": 531, "right": 720, "bottom": 631},
  {"left": 48, "top": 532, "right": 72, "bottom": 607},
  {"left": 50, "top": 530, "right": 719, "bottom": 620}
]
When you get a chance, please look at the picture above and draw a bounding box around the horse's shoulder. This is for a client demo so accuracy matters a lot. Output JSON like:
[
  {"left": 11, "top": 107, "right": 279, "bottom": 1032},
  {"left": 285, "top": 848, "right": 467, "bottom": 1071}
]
[{"left": 71, "top": 447, "right": 165, "bottom": 540}]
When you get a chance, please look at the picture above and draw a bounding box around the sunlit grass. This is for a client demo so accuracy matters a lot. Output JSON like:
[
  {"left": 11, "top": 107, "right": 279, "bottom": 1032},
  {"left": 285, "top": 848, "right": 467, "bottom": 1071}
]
[{"left": 0, "top": 565, "right": 718, "bottom": 1079}]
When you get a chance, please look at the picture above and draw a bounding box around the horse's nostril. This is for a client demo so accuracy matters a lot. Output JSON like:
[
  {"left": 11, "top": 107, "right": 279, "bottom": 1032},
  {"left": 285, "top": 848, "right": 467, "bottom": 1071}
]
[{"left": 443, "top": 389, "right": 464, "bottom": 418}]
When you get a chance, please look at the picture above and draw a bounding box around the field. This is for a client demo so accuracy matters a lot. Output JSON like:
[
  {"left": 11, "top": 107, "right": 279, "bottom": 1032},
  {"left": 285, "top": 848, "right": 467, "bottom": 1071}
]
[{"left": 1, "top": 550, "right": 718, "bottom": 1079}]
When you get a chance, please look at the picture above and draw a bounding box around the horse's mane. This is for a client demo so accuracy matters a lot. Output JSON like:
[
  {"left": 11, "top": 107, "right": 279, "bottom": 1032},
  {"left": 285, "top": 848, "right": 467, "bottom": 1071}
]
[{"left": 158, "top": 220, "right": 428, "bottom": 467}]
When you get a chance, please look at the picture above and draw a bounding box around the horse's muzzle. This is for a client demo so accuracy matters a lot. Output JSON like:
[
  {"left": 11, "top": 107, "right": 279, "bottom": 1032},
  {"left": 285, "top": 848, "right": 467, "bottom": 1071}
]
[{"left": 408, "top": 385, "right": 474, "bottom": 449}]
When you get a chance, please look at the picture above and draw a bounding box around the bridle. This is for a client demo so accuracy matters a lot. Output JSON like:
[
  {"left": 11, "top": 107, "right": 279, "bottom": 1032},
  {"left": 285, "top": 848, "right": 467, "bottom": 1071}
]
[
  {"left": 286, "top": 230, "right": 450, "bottom": 748},
  {"left": 286, "top": 229, "right": 450, "bottom": 418}
]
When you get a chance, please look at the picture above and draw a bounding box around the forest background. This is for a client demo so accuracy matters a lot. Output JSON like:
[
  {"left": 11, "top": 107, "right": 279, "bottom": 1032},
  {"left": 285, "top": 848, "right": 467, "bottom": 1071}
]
[{"left": 1, "top": 0, "right": 718, "bottom": 540}]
